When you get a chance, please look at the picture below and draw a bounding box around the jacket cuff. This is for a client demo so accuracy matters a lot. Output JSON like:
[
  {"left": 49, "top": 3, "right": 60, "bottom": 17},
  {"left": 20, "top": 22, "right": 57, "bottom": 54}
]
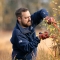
[
  {"left": 35, "top": 37, "right": 40, "bottom": 43},
  {"left": 40, "top": 9, "right": 48, "bottom": 18}
]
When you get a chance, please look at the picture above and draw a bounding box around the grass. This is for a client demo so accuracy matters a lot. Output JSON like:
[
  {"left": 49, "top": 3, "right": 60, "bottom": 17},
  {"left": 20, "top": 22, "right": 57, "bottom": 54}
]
[
  {"left": 36, "top": 49, "right": 55, "bottom": 60},
  {"left": 0, "top": 50, "right": 11, "bottom": 60},
  {"left": 0, "top": 31, "right": 12, "bottom": 60},
  {"left": 0, "top": 43, "right": 12, "bottom": 60}
]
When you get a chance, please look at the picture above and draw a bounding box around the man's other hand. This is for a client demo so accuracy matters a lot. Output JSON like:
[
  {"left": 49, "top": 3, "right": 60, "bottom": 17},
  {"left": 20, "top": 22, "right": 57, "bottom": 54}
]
[{"left": 44, "top": 16, "right": 57, "bottom": 24}]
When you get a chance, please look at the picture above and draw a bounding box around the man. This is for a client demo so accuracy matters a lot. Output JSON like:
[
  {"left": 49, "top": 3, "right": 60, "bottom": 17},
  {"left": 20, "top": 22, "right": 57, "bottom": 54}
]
[{"left": 10, "top": 8, "right": 55, "bottom": 60}]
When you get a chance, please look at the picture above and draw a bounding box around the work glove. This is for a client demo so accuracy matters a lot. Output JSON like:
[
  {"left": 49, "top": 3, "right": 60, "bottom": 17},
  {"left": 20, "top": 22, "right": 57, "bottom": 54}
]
[
  {"left": 44, "top": 16, "right": 57, "bottom": 24},
  {"left": 39, "top": 31, "right": 49, "bottom": 40}
]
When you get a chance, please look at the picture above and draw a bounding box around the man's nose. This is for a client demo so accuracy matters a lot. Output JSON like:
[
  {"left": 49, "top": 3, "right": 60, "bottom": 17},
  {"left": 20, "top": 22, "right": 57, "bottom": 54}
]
[{"left": 29, "top": 17, "right": 31, "bottom": 21}]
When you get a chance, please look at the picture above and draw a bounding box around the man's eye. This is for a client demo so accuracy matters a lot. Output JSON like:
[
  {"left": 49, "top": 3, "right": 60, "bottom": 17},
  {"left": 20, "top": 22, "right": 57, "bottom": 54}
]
[
  {"left": 25, "top": 17, "right": 28, "bottom": 19},
  {"left": 25, "top": 17, "right": 27, "bottom": 19},
  {"left": 25, "top": 16, "right": 31, "bottom": 19}
]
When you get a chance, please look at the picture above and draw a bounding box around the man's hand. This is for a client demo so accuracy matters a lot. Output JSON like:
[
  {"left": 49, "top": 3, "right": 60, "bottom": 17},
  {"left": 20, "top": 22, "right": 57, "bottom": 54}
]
[
  {"left": 44, "top": 16, "right": 57, "bottom": 24},
  {"left": 39, "top": 31, "right": 49, "bottom": 40},
  {"left": 45, "top": 16, "right": 60, "bottom": 32}
]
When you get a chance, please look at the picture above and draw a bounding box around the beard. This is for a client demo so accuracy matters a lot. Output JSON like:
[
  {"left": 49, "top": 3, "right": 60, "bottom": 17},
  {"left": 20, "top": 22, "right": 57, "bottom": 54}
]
[{"left": 21, "top": 20, "right": 31, "bottom": 27}]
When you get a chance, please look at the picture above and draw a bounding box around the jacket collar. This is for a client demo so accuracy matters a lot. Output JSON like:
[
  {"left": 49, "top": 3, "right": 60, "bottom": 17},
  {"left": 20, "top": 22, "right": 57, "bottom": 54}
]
[{"left": 16, "top": 20, "right": 32, "bottom": 34}]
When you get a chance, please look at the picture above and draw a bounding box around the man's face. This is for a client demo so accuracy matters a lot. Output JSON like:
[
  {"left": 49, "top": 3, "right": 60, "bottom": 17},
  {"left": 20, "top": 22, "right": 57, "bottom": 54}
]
[{"left": 18, "top": 11, "right": 31, "bottom": 27}]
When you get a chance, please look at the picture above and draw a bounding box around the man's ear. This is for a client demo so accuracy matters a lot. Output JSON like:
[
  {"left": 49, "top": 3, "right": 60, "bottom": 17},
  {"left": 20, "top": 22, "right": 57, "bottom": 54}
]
[{"left": 17, "top": 17, "right": 21, "bottom": 22}]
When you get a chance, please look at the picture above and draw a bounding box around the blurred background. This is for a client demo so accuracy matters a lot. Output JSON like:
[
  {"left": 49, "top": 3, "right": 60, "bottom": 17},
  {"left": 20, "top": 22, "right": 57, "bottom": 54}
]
[
  {"left": 0, "top": 0, "right": 60, "bottom": 30},
  {"left": 0, "top": 0, "right": 60, "bottom": 60},
  {"left": 0, "top": 0, "right": 53, "bottom": 30}
]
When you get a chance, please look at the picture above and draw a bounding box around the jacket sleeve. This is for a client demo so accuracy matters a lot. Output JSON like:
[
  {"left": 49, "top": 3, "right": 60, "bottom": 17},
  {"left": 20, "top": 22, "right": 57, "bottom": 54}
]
[
  {"left": 15, "top": 30, "right": 40, "bottom": 54},
  {"left": 31, "top": 9, "right": 48, "bottom": 27}
]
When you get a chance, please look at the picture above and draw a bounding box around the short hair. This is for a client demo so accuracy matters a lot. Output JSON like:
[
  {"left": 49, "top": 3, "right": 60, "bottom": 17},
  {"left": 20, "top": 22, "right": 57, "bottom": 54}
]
[{"left": 15, "top": 8, "right": 28, "bottom": 18}]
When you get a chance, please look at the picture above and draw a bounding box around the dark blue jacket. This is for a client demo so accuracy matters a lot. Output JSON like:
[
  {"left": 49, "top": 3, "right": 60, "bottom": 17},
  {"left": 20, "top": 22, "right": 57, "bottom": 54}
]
[{"left": 10, "top": 9, "right": 48, "bottom": 60}]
